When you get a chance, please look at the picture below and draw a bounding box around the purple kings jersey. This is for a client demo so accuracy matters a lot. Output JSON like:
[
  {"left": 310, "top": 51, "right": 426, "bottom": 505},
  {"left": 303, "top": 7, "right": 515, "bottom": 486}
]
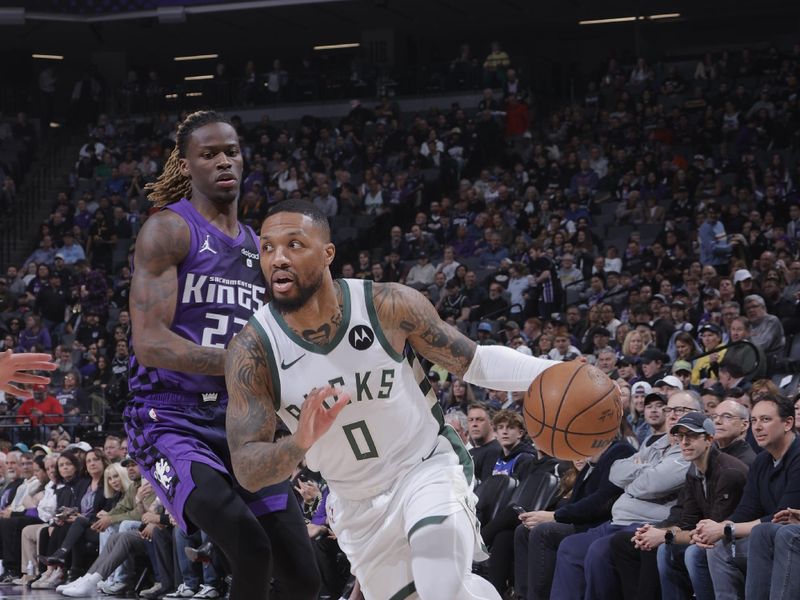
[{"left": 129, "top": 198, "right": 265, "bottom": 395}]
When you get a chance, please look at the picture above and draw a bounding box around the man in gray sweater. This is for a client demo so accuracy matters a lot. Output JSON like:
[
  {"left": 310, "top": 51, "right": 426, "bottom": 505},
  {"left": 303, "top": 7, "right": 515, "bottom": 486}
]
[
  {"left": 549, "top": 391, "right": 698, "bottom": 600},
  {"left": 745, "top": 294, "right": 785, "bottom": 356}
]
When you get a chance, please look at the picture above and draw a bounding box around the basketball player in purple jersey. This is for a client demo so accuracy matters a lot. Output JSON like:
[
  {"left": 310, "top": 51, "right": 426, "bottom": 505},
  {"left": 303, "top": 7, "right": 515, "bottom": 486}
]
[{"left": 123, "top": 111, "right": 318, "bottom": 600}]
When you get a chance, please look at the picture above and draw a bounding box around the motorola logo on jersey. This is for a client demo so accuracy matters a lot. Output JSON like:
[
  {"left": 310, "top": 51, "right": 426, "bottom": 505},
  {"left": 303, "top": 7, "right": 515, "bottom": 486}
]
[{"left": 349, "top": 325, "right": 375, "bottom": 350}]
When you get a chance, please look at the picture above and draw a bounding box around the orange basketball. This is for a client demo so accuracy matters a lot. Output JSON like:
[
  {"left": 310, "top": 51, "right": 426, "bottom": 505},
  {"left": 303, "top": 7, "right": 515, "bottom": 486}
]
[{"left": 523, "top": 361, "right": 622, "bottom": 461}]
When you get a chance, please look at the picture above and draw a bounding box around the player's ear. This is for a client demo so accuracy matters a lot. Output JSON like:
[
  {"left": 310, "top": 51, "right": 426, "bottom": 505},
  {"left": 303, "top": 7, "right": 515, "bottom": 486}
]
[
  {"left": 178, "top": 157, "right": 190, "bottom": 178},
  {"left": 323, "top": 242, "right": 335, "bottom": 267}
]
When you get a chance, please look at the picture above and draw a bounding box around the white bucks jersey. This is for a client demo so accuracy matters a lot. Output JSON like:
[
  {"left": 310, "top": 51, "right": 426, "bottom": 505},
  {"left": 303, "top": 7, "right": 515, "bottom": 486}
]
[{"left": 250, "top": 279, "right": 466, "bottom": 499}]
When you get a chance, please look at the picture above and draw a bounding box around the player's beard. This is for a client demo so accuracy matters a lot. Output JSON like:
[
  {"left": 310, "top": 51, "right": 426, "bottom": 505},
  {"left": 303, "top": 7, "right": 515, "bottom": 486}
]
[{"left": 269, "top": 269, "right": 324, "bottom": 314}]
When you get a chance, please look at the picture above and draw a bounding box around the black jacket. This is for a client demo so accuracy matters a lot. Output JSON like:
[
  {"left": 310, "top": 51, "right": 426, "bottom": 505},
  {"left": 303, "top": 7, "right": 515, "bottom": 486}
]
[
  {"left": 55, "top": 477, "right": 91, "bottom": 511},
  {"left": 676, "top": 447, "right": 749, "bottom": 529},
  {"left": 729, "top": 435, "right": 800, "bottom": 523},
  {"left": 554, "top": 440, "right": 636, "bottom": 532}
]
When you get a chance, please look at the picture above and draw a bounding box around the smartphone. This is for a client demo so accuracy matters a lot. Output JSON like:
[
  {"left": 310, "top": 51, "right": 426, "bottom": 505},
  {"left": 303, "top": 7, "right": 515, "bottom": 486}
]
[{"left": 511, "top": 504, "right": 526, "bottom": 515}]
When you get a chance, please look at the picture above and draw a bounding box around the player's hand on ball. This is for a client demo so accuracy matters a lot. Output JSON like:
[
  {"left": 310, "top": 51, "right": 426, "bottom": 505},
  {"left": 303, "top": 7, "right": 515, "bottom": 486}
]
[{"left": 295, "top": 385, "right": 351, "bottom": 451}]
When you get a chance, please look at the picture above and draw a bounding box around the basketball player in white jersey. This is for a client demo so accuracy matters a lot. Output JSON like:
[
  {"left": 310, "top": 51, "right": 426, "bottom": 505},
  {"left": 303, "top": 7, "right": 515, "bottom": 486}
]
[{"left": 225, "top": 200, "right": 559, "bottom": 600}]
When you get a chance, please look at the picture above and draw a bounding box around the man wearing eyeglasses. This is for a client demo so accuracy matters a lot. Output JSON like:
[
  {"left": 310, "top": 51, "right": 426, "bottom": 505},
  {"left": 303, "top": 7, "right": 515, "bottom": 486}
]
[
  {"left": 549, "top": 391, "right": 696, "bottom": 599},
  {"left": 692, "top": 392, "right": 800, "bottom": 599},
  {"left": 712, "top": 400, "right": 757, "bottom": 467},
  {"left": 744, "top": 294, "right": 785, "bottom": 357},
  {"left": 646, "top": 413, "right": 749, "bottom": 600}
]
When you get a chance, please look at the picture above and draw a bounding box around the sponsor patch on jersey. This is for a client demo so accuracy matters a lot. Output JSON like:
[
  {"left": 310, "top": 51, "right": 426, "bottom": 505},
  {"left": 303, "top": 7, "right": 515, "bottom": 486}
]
[
  {"left": 241, "top": 248, "right": 259, "bottom": 269},
  {"left": 348, "top": 324, "right": 375, "bottom": 350}
]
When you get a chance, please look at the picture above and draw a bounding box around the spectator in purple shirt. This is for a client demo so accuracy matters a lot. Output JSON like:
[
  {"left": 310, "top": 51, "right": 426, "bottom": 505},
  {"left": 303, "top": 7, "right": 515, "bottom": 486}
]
[{"left": 16, "top": 315, "right": 52, "bottom": 353}]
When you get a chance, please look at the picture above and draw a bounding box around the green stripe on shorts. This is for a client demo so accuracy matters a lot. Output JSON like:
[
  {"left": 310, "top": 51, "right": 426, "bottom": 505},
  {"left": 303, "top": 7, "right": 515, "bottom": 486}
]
[
  {"left": 441, "top": 424, "right": 474, "bottom": 485},
  {"left": 407, "top": 515, "right": 449, "bottom": 541},
  {"left": 388, "top": 581, "right": 416, "bottom": 600}
]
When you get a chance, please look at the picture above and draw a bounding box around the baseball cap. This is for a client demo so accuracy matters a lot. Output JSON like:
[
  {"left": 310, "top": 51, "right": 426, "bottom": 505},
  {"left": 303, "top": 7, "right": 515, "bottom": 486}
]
[
  {"left": 669, "top": 412, "right": 715, "bottom": 436},
  {"left": 655, "top": 375, "right": 684, "bottom": 390},
  {"left": 702, "top": 288, "right": 721, "bottom": 299},
  {"left": 652, "top": 294, "right": 668, "bottom": 304},
  {"left": 12, "top": 442, "right": 29, "bottom": 453},
  {"left": 33, "top": 384, "right": 47, "bottom": 392},
  {"left": 504, "top": 321, "right": 520, "bottom": 330},
  {"left": 31, "top": 444, "right": 51, "bottom": 455},
  {"left": 641, "top": 347, "right": 667, "bottom": 363},
  {"left": 477, "top": 322, "right": 493, "bottom": 333},
  {"left": 631, "top": 381, "right": 652, "bottom": 396},
  {"left": 120, "top": 455, "right": 136, "bottom": 466},
  {"left": 54, "top": 253, "right": 65, "bottom": 260},
  {"left": 66, "top": 441, "right": 92, "bottom": 453},
  {"left": 591, "top": 327, "right": 611, "bottom": 338},
  {"left": 672, "top": 360, "right": 692, "bottom": 374},
  {"left": 671, "top": 300, "right": 687, "bottom": 309},
  {"left": 698, "top": 322, "right": 722, "bottom": 336},
  {"left": 733, "top": 269, "right": 753, "bottom": 284},
  {"left": 644, "top": 392, "right": 667, "bottom": 406}
]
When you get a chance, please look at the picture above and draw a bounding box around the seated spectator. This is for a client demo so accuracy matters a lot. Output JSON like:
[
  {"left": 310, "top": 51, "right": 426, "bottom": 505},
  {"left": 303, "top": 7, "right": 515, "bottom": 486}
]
[
  {"left": 693, "top": 393, "right": 800, "bottom": 599},
  {"left": 0, "top": 452, "right": 43, "bottom": 582},
  {"left": 42, "top": 449, "right": 113, "bottom": 572},
  {"left": 549, "top": 391, "right": 697, "bottom": 599},
  {"left": 34, "top": 451, "right": 88, "bottom": 588},
  {"left": 514, "top": 436, "right": 635, "bottom": 600},
  {"left": 491, "top": 410, "right": 535, "bottom": 477},
  {"left": 16, "top": 314, "right": 52, "bottom": 353},
  {"left": 16, "top": 384, "right": 64, "bottom": 430},
  {"left": 468, "top": 403, "right": 501, "bottom": 484},
  {"left": 18, "top": 453, "right": 59, "bottom": 585},
  {"left": 745, "top": 294, "right": 785, "bottom": 356},
  {"left": 712, "top": 400, "right": 758, "bottom": 466},
  {"left": 546, "top": 331, "right": 581, "bottom": 361},
  {"left": 693, "top": 323, "right": 726, "bottom": 386},
  {"left": 621, "top": 412, "right": 748, "bottom": 600},
  {"left": 405, "top": 252, "right": 436, "bottom": 290}
]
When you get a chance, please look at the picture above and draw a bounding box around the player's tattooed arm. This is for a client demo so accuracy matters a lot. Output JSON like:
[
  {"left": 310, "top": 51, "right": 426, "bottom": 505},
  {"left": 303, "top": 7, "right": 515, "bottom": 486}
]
[
  {"left": 227, "top": 324, "right": 350, "bottom": 490},
  {"left": 226, "top": 323, "right": 306, "bottom": 491},
  {"left": 372, "top": 282, "right": 477, "bottom": 376},
  {"left": 130, "top": 211, "right": 225, "bottom": 375}
]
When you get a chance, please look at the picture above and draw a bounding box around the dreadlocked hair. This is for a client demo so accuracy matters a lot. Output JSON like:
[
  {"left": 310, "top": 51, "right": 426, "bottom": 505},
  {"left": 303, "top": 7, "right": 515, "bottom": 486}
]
[{"left": 145, "top": 110, "right": 233, "bottom": 208}]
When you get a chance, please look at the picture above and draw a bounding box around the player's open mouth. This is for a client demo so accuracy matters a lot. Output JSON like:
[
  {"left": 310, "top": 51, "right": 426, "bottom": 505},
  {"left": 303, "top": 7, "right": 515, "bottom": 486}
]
[{"left": 272, "top": 273, "right": 295, "bottom": 293}]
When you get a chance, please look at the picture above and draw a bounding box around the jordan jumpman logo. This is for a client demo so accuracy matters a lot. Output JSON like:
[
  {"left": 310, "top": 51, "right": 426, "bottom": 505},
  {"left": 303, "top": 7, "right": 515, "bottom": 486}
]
[{"left": 199, "top": 234, "right": 217, "bottom": 255}]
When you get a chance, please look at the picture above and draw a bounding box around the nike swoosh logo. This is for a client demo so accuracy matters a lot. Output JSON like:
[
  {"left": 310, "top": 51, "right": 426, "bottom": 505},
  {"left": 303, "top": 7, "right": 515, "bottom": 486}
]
[{"left": 280, "top": 354, "right": 306, "bottom": 370}]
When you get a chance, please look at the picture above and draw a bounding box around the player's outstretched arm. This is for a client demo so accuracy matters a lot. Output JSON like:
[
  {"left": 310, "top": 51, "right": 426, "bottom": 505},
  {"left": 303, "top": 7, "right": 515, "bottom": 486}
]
[
  {"left": 0, "top": 350, "right": 57, "bottom": 398},
  {"left": 373, "top": 282, "right": 477, "bottom": 376},
  {"left": 130, "top": 212, "right": 225, "bottom": 375},
  {"left": 226, "top": 324, "right": 349, "bottom": 492},
  {"left": 373, "top": 282, "right": 559, "bottom": 389}
]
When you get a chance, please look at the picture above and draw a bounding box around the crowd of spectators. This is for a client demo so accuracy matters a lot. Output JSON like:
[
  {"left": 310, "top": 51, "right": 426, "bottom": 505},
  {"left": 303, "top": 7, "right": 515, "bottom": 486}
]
[{"left": 0, "top": 39, "right": 799, "bottom": 599}]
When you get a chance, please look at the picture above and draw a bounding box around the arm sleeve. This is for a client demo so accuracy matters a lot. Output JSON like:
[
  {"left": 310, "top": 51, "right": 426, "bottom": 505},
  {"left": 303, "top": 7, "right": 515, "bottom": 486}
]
[{"left": 463, "top": 344, "right": 560, "bottom": 391}]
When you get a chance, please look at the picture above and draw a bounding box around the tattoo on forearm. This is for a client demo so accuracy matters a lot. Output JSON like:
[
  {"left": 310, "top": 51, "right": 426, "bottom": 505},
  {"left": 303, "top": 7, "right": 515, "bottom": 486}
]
[
  {"left": 372, "top": 282, "right": 476, "bottom": 376},
  {"left": 226, "top": 325, "right": 304, "bottom": 489}
]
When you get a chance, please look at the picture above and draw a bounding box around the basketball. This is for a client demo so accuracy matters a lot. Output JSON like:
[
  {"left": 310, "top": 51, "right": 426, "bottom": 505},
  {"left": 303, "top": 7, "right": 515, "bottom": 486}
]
[{"left": 523, "top": 361, "right": 623, "bottom": 461}]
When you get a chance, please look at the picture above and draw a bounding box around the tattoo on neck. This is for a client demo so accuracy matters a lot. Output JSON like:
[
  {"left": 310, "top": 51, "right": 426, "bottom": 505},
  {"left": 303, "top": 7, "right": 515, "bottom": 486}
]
[
  {"left": 302, "top": 323, "right": 332, "bottom": 344},
  {"left": 295, "top": 283, "right": 344, "bottom": 345}
]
